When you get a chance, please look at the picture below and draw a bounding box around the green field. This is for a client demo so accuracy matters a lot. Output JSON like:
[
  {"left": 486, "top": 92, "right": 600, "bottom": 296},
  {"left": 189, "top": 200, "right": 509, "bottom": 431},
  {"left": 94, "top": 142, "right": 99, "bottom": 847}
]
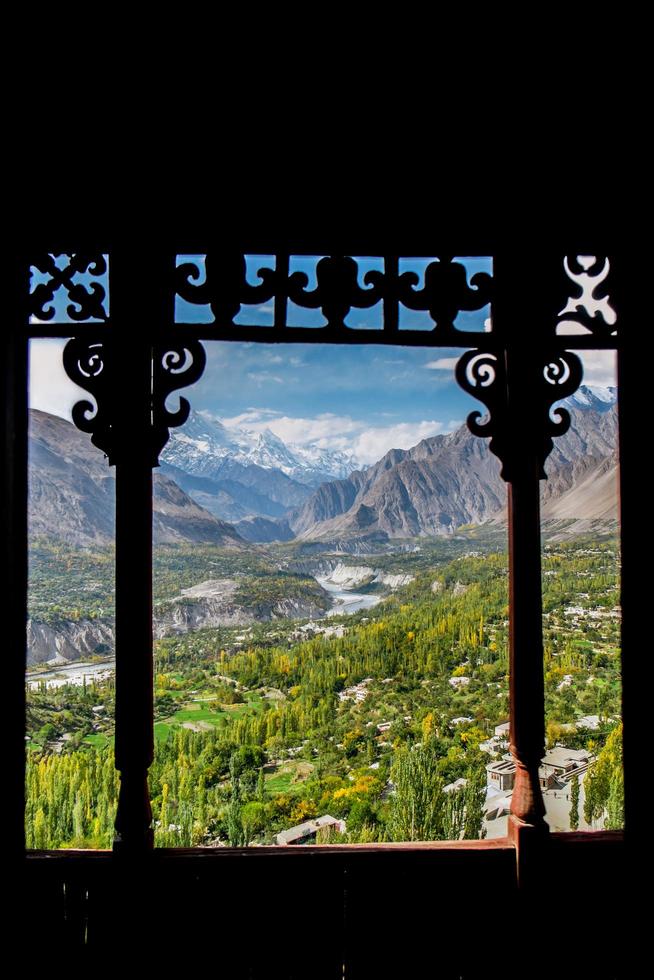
[
  {"left": 264, "top": 760, "right": 314, "bottom": 795},
  {"left": 83, "top": 733, "right": 112, "bottom": 750},
  {"left": 154, "top": 692, "right": 265, "bottom": 742}
]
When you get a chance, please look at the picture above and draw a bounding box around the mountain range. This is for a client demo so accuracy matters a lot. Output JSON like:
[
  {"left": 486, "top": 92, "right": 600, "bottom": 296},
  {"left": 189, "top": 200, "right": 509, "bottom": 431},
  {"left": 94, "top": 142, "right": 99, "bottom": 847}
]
[
  {"left": 285, "top": 392, "right": 618, "bottom": 542},
  {"left": 28, "top": 385, "right": 619, "bottom": 549},
  {"left": 158, "top": 410, "right": 362, "bottom": 528},
  {"left": 28, "top": 410, "right": 244, "bottom": 549}
]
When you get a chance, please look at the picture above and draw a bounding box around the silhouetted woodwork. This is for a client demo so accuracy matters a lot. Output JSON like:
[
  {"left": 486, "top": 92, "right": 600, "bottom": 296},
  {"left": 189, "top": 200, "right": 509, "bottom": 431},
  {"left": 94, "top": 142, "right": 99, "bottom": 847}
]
[
  {"left": 110, "top": 250, "right": 157, "bottom": 852},
  {"left": 5, "top": 235, "right": 634, "bottom": 975}
]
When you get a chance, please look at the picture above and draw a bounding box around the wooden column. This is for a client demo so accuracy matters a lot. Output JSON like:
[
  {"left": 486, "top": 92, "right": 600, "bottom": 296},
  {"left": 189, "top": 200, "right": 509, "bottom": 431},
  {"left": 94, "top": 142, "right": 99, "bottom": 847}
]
[
  {"left": 111, "top": 250, "right": 158, "bottom": 853},
  {"left": 505, "top": 351, "right": 548, "bottom": 840},
  {"left": 113, "top": 414, "right": 154, "bottom": 850},
  {"left": 507, "top": 471, "right": 547, "bottom": 834},
  {"left": 491, "top": 256, "right": 551, "bottom": 878},
  {"left": 4, "top": 252, "right": 29, "bottom": 856},
  {"left": 610, "top": 255, "right": 639, "bottom": 847}
]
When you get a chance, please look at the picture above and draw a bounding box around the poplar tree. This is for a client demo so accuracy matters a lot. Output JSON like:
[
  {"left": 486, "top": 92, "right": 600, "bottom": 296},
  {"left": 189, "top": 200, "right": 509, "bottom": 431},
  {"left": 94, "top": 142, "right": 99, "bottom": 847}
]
[{"left": 570, "top": 774, "right": 580, "bottom": 831}]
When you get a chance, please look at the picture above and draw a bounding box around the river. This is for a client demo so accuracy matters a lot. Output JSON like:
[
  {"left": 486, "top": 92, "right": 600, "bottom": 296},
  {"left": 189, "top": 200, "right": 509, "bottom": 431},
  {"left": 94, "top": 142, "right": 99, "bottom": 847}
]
[
  {"left": 26, "top": 580, "right": 380, "bottom": 688},
  {"left": 26, "top": 658, "right": 116, "bottom": 690},
  {"left": 315, "top": 576, "right": 382, "bottom": 617}
]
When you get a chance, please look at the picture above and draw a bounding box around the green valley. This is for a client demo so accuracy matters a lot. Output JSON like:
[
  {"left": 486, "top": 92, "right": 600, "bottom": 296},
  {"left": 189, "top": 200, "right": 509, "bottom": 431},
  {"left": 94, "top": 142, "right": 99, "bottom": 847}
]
[{"left": 25, "top": 534, "right": 622, "bottom": 849}]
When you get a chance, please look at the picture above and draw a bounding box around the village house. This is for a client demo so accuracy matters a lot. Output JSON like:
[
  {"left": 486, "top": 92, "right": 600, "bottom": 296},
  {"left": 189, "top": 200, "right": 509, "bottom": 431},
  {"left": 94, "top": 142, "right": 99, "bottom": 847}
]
[
  {"left": 538, "top": 747, "right": 592, "bottom": 790},
  {"left": 338, "top": 678, "right": 373, "bottom": 703},
  {"left": 575, "top": 714, "right": 602, "bottom": 730},
  {"left": 486, "top": 758, "right": 516, "bottom": 793},
  {"left": 276, "top": 815, "right": 346, "bottom": 846},
  {"left": 484, "top": 745, "right": 596, "bottom": 837},
  {"left": 484, "top": 791, "right": 513, "bottom": 825},
  {"left": 480, "top": 721, "right": 510, "bottom": 755}
]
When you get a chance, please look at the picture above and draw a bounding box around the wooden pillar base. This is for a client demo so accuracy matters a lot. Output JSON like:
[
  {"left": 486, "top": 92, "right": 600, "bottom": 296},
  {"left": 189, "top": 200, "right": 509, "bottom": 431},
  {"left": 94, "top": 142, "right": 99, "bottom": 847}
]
[
  {"left": 113, "top": 770, "right": 154, "bottom": 854},
  {"left": 510, "top": 759, "right": 547, "bottom": 828},
  {"left": 113, "top": 831, "right": 155, "bottom": 855},
  {"left": 508, "top": 813, "right": 549, "bottom": 891}
]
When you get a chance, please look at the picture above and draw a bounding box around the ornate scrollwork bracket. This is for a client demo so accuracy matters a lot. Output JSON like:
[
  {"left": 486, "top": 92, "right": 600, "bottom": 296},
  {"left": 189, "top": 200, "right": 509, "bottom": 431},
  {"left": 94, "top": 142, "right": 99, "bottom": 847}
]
[
  {"left": 455, "top": 347, "right": 583, "bottom": 482},
  {"left": 151, "top": 341, "right": 207, "bottom": 466},
  {"left": 399, "top": 256, "right": 493, "bottom": 332},
  {"left": 30, "top": 254, "right": 109, "bottom": 322},
  {"left": 455, "top": 349, "right": 510, "bottom": 477},
  {"left": 174, "top": 253, "right": 494, "bottom": 333},
  {"left": 175, "top": 253, "right": 276, "bottom": 324},
  {"left": 538, "top": 351, "right": 584, "bottom": 475},
  {"left": 63, "top": 339, "right": 207, "bottom": 466},
  {"left": 63, "top": 337, "right": 116, "bottom": 462},
  {"left": 556, "top": 255, "right": 617, "bottom": 337},
  {"left": 288, "top": 255, "right": 383, "bottom": 327}
]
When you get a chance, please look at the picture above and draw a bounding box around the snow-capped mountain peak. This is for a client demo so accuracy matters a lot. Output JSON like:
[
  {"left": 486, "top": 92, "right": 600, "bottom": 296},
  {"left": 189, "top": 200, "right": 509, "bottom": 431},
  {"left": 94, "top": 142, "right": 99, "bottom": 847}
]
[
  {"left": 162, "top": 411, "right": 361, "bottom": 486},
  {"left": 563, "top": 384, "right": 617, "bottom": 414}
]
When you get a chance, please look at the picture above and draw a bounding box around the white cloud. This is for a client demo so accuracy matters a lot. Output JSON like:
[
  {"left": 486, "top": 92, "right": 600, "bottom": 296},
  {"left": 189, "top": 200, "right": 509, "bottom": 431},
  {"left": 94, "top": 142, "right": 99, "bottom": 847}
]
[
  {"left": 29, "top": 338, "right": 86, "bottom": 421},
  {"left": 222, "top": 408, "right": 282, "bottom": 427},
  {"left": 254, "top": 414, "right": 362, "bottom": 447},
  {"left": 223, "top": 410, "right": 456, "bottom": 464},
  {"left": 353, "top": 421, "right": 448, "bottom": 463},
  {"left": 424, "top": 357, "right": 458, "bottom": 371},
  {"left": 577, "top": 350, "right": 617, "bottom": 388},
  {"left": 246, "top": 371, "right": 284, "bottom": 385}
]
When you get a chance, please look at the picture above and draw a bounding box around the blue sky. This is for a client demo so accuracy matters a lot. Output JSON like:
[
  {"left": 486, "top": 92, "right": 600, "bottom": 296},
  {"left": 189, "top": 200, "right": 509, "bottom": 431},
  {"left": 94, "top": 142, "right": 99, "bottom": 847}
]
[
  {"left": 29, "top": 337, "right": 616, "bottom": 465},
  {"left": 191, "top": 342, "right": 475, "bottom": 463},
  {"left": 28, "top": 255, "right": 616, "bottom": 465},
  {"left": 30, "top": 339, "right": 477, "bottom": 463},
  {"left": 175, "top": 254, "right": 493, "bottom": 333}
]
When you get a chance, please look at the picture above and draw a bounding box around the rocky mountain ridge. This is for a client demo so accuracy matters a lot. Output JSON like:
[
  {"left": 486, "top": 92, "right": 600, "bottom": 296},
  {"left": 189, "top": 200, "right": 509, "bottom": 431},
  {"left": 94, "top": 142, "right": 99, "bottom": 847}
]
[
  {"left": 29, "top": 410, "right": 245, "bottom": 548},
  {"left": 163, "top": 410, "right": 361, "bottom": 487},
  {"left": 285, "top": 400, "right": 618, "bottom": 542}
]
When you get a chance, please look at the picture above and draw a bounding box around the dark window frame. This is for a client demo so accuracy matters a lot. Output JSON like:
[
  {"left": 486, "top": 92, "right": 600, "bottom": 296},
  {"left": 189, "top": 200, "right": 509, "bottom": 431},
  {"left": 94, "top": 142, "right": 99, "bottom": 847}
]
[{"left": 7, "top": 240, "right": 633, "bottom": 874}]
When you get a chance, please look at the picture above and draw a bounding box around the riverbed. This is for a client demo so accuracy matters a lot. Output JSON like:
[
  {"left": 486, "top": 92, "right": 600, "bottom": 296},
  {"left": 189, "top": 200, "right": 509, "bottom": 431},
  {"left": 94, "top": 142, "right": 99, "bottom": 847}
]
[
  {"left": 315, "top": 576, "right": 382, "bottom": 617},
  {"left": 26, "top": 579, "right": 380, "bottom": 688},
  {"left": 26, "top": 657, "right": 116, "bottom": 690}
]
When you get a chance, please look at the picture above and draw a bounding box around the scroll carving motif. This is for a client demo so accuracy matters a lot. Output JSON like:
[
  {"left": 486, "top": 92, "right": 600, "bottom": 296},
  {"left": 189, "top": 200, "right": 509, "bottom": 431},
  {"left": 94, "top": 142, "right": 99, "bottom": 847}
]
[
  {"left": 63, "top": 337, "right": 116, "bottom": 462},
  {"left": 398, "top": 256, "right": 493, "bottom": 331},
  {"left": 151, "top": 341, "right": 207, "bottom": 465},
  {"left": 30, "top": 254, "right": 109, "bottom": 322},
  {"left": 455, "top": 348, "right": 583, "bottom": 481},
  {"left": 64, "top": 339, "right": 207, "bottom": 466},
  {"left": 557, "top": 255, "right": 617, "bottom": 336},
  {"left": 455, "top": 349, "right": 510, "bottom": 478},
  {"left": 287, "top": 255, "right": 383, "bottom": 327},
  {"left": 175, "top": 253, "right": 276, "bottom": 324},
  {"left": 174, "top": 254, "right": 493, "bottom": 333},
  {"left": 538, "top": 351, "right": 584, "bottom": 475}
]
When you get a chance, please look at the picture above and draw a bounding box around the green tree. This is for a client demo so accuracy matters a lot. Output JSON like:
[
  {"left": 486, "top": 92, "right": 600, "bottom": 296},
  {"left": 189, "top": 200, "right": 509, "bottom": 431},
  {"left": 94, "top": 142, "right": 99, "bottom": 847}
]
[
  {"left": 569, "top": 773, "right": 579, "bottom": 831},
  {"left": 583, "top": 723, "right": 623, "bottom": 829},
  {"left": 462, "top": 767, "right": 487, "bottom": 840},
  {"left": 390, "top": 741, "right": 442, "bottom": 841},
  {"left": 389, "top": 739, "right": 459, "bottom": 841}
]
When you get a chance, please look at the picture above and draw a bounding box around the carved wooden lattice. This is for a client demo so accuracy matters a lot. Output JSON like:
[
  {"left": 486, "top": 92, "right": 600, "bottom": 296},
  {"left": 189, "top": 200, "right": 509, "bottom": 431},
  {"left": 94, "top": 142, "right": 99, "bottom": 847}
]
[{"left": 19, "top": 247, "right": 622, "bottom": 853}]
